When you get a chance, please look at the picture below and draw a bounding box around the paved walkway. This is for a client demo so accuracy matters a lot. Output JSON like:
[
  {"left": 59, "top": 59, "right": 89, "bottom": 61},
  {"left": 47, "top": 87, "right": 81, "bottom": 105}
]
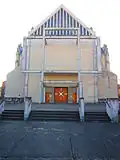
[
  {"left": 4, "top": 103, "right": 106, "bottom": 112},
  {"left": 0, "top": 121, "right": 120, "bottom": 159}
]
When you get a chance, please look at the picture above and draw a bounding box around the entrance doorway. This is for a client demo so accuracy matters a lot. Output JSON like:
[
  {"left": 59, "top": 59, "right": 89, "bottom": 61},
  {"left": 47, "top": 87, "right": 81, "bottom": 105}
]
[
  {"left": 54, "top": 87, "right": 68, "bottom": 103},
  {"left": 45, "top": 92, "right": 50, "bottom": 103}
]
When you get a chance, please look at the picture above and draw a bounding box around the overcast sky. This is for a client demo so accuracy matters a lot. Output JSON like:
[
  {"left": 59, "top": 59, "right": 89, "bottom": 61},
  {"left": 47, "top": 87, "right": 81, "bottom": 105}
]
[{"left": 0, "top": 0, "right": 120, "bottom": 84}]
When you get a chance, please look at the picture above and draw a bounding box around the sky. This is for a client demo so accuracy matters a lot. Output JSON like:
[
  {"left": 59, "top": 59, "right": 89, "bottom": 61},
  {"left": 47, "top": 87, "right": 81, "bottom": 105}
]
[{"left": 0, "top": 0, "right": 120, "bottom": 84}]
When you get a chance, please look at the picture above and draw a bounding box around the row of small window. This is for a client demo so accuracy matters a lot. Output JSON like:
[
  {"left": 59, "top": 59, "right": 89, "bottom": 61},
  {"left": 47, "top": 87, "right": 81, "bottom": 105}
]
[
  {"left": 45, "top": 30, "right": 90, "bottom": 36},
  {"left": 33, "top": 28, "right": 91, "bottom": 36}
]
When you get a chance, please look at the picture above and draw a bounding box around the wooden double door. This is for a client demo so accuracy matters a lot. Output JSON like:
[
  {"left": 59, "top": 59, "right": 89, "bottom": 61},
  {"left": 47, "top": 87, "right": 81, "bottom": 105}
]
[
  {"left": 54, "top": 87, "right": 68, "bottom": 103},
  {"left": 45, "top": 87, "right": 77, "bottom": 103}
]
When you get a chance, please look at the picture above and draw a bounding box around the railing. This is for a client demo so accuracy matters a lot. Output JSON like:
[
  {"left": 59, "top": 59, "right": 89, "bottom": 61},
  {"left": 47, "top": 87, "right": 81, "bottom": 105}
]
[
  {"left": 78, "top": 97, "right": 85, "bottom": 122},
  {"left": 102, "top": 99, "right": 120, "bottom": 123},
  {"left": 5, "top": 97, "right": 24, "bottom": 104},
  {"left": 24, "top": 97, "right": 32, "bottom": 120},
  {"left": 98, "top": 98, "right": 120, "bottom": 102},
  {"left": 0, "top": 99, "right": 5, "bottom": 114}
]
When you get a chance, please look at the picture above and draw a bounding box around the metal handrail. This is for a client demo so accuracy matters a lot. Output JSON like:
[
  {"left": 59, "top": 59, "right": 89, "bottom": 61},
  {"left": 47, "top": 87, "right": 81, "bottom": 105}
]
[
  {"left": 0, "top": 99, "right": 5, "bottom": 114},
  {"left": 24, "top": 97, "right": 32, "bottom": 120},
  {"left": 104, "top": 99, "right": 119, "bottom": 123}
]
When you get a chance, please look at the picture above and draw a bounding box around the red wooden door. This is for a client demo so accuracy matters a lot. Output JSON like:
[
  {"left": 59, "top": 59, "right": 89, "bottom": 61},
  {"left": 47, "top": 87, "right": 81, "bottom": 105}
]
[
  {"left": 45, "top": 92, "right": 50, "bottom": 103},
  {"left": 72, "top": 93, "right": 77, "bottom": 104},
  {"left": 54, "top": 88, "right": 68, "bottom": 103}
]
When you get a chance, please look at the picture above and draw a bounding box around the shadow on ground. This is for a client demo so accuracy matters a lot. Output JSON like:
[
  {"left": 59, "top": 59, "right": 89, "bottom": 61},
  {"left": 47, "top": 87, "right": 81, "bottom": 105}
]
[{"left": 0, "top": 121, "right": 120, "bottom": 160}]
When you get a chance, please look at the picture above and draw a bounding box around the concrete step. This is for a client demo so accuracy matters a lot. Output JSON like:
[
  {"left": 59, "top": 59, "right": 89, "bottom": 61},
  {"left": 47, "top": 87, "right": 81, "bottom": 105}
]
[
  {"left": 29, "top": 111, "right": 79, "bottom": 121},
  {"left": 1, "top": 110, "right": 111, "bottom": 122},
  {"left": 2, "top": 116, "right": 24, "bottom": 120},
  {"left": 29, "top": 111, "right": 110, "bottom": 122},
  {"left": 85, "top": 112, "right": 110, "bottom": 122},
  {"left": 29, "top": 117, "right": 79, "bottom": 121},
  {"left": 1, "top": 110, "right": 24, "bottom": 120}
]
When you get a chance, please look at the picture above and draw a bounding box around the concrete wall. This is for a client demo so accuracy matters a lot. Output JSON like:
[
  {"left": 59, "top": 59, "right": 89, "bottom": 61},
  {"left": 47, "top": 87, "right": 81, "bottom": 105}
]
[
  {"left": 44, "top": 74, "right": 95, "bottom": 102},
  {"left": 98, "top": 72, "right": 118, "bottom": 99},
  {"left": 44, "top": 73, "right": 77, "bottom": 81},
  {"left": 27, "top": 73, "right": 95, "bottom": 103},
  {"left": 28, "top": 74, "right": 40, "bottom": 102},
  {"left": 5, "top": 67, "right": 24, "bottom": 97},
  {"left": 101, "top": 53, "right": 110, "bottom": 71},
  {"left": 82, "top": 75, "right": 95, "bottom": 102},
  {"left": 29, "top": 39, "right": 94, "bottom": 71},
  {"left": 29, "top": 39, "right": 43, "bottom": 70},
  {"left": 45, "top": 74, "right": 95, "bottom": 102},
  {"left": 26, "top": 38, "right": 118, "bottom": 102},
  {"left": 28, "top": 38, "right": 96, "bottom": 103}
]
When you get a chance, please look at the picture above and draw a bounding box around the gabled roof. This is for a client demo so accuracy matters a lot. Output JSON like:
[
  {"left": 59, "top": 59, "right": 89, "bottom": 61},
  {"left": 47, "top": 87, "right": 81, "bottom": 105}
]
[{"left": 28, "top": 4, "right": 95, "bottom": 37}]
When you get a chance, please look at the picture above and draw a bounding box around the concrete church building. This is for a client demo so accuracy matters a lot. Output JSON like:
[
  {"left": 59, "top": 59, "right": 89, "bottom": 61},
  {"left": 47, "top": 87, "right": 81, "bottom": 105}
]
[{"left": 5, "top": 4, "right": 118, "bottom": 103}]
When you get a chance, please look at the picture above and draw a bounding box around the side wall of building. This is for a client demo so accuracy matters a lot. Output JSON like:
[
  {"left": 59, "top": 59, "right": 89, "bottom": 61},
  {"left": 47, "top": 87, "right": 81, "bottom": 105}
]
[
  {"left": 5, "top": 67, "right": 24, "bottom": 97},
  {"left": 28, "top": 74, "right": 40, "bottom": 102},
  {"left": 82, "top": 75, "right": 95, "bottom": 102},
  {"left": 98, "top": 72, "right": 118, "bottom": 99}
]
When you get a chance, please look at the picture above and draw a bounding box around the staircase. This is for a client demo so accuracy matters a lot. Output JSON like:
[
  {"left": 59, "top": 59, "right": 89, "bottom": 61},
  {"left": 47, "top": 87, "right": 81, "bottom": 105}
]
[
  {"left": 29, "top": 110, "right": 80, "bottom": 121},
  {"left": 85, "top": 112, "right": 110, "bottom": 122},
  {"left": 29, "top": 110, "right": 110, "bottom": 122},
  {"left": 0, "top": 110, "right": 110, "bottom": 122},
  {"left": 1, "top": 110, "right": 24, "bottom": 120}
]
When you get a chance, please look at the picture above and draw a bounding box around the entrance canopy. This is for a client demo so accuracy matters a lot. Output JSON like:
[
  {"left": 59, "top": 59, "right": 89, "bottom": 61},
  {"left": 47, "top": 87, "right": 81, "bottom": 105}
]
[{"left": 43, "top": 80, "right": 78, "bottom": 87}]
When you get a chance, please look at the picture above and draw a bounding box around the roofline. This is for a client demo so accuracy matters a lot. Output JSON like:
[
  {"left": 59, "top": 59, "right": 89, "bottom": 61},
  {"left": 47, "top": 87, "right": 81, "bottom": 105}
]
[
  {"left": 61, "top": 4, "right": 95, "bottom": 35},
  {"left": 26, "top": 35, "right": 97, "bottom": 40},
  {"left": 28, "top": 4, "right": 95, "bottom": 37},
  {"left": 28, "top": 5, "right": 63, "bottom": 36}
]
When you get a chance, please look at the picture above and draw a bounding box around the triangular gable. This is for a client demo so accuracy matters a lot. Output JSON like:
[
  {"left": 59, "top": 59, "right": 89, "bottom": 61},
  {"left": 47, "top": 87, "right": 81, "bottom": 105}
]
[{"left": 28, "top": 4, "right": 95, "bottom": 37}]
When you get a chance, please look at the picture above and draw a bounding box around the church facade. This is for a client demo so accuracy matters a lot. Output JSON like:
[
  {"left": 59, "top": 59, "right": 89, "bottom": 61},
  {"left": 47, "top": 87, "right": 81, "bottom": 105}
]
[{"left": 5, "top": 5, "right": 118, "bottom": 103}]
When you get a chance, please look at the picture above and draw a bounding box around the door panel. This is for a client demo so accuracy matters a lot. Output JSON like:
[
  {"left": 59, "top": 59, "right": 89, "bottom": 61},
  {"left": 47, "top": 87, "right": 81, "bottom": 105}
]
[
  {"left": 45, "top": 92, "right": 50, "bottom": 103},
  {"left": 54, "top": 87, "right": 68, "bottom": 103},
  {"left": 72, "top": 92, "right": 77, "bottom": 103}
]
